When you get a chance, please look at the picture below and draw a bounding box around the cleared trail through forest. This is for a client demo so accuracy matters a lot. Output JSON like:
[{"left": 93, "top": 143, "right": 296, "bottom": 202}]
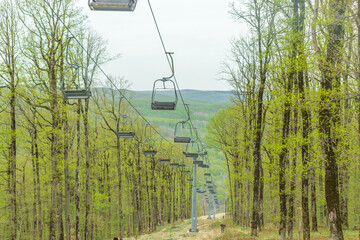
[
  {"left": 124, "top": 213, "right": 236, "bottom": 240},
  {"left": 124, "top": 213, "right": 359, "bottom": 240}
]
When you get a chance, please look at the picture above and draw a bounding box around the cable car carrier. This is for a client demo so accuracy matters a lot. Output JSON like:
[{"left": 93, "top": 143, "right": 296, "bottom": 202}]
[
  {"left": 62, "top": 37, "right": 91, "bottom": 100},
  {"left": 151, "top": 52, "right": 178, "bottom": 110},
  {"left": 89, "top": 0, "right": 137, "bottom": 11}
]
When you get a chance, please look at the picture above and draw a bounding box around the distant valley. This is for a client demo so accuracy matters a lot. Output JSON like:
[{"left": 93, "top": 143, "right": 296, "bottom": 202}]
[{"left": 130, "top": 89, "right": 233, "bottom": 139}]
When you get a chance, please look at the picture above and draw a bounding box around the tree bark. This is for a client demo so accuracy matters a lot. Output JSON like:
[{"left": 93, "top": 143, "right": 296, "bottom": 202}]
[
  {"left": 319, "top": 0, "right": 346, "bottom": 237},
  {"left": 84, "top": 99, "right": 91, "bottom": 240},
  {"left": 310, "top": 167, "right": 318, "bottom": 231},
  {"left": 117, "top": 138, "right": 123, "bottom": 239},
  {"left": 251, "top": 60, "right": 266, "bottom": 236},
  {"left": 75, "top": 101, "right": 81, "bottom": 240},
  {"left": 63, "top": 103, "right": 71, "bottom": 240}
]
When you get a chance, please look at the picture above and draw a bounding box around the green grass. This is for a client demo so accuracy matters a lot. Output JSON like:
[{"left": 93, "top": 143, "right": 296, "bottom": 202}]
[{"left": 214, "top": 224, "right": 359, "bottom": 240}]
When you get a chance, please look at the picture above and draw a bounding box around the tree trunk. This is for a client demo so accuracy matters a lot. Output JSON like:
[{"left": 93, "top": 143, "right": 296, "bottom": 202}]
[
  {"left": 117, "top": 138, "right": 123, "bottom": 239},
  {"left": 75, "top": 101, "right": 81, "bottom": 240},
  {"left": 319, "top": 0, "right": 346, "bottom": 236},
  {"left": 288, "top": 104, "right": 298, "bottom": 239},
  {"left": 31, "top": 140, "right": 37, "bottom": 240},
  {"left": 84, "top": 99, "right": 91, "bottom": 240},
  {"left": 310, "top": 167, "right": 318, "bottom": 231},
  {"left": 357, "top": 0, "right": 360, "bottom": 234},
  {"left": 49, "top": 61, "right": 59, "bottom": 240},
  {"left": 251, "top": 64, "right": 266, "bottom": 236},
  {"left": 105, "top": 155, "right": 112, "bottom": 238},
  {"left": 63, "top": 103, "right": 71, "bottom": 240},
  {"left": 224, "top": 153, "right": 234, "bottom": 221},
  {"left": 58, "top": 183, "right": 64, "bottom": 240},
  {"left": 34, "top": 117, "right": 42, "bottom": 240}
]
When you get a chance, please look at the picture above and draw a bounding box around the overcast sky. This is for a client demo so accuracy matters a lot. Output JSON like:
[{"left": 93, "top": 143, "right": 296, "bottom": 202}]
[{"left": 78, "top": 0, "right": 241, "bottom": 91}]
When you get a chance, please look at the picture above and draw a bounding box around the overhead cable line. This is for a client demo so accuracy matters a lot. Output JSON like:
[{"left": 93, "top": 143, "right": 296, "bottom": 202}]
[
  {"left": 44, "top": 1, "right": 189, "bottom": 155},
  {"left": 146, "top": 0, "right": 202, "bottom": 143}
]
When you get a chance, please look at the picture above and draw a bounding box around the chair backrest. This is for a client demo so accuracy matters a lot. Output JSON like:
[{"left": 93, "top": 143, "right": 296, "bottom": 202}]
[{"left": 151, "top": 79, "right": 178, "bottom": 110}]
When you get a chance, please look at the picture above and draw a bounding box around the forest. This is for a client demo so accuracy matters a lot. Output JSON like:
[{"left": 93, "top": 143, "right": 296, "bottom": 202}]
[
  {"left": 0, "top": 0, "right": 359, "bottom": 239},
  {"left": 0, "top": 0, "right": 211, "bottom": 239},
  {"left": 206, "top": 0, "right": 360, "bottom": 238}
]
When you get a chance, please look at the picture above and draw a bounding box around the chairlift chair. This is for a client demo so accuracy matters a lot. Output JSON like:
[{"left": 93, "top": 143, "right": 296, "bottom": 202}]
[
  {"left": 143, "top": 138, "right": 157, "bottom": 155},
  {"left": 116, "top": 115, "right": 135, "bottom": 138},
  {"left": 151, "top": 78, "right": 178, "bottom": 110},
  {"left": 89, "top": 0, "right": 137, "bottom": 11},
  {"left": 206, "top": 180, "right": 213, "bottom": 184},
  {"left": 193, "top": 160, "right": 203, "bottom": 165},
  {"left": 187, "top": 178, "right": 193, "bottom": 182},
  {"left": 62, "top": 89, "right": 91, "bottom": 99},
  {"left": 151, "top": 52, "right": 178, "bottom": 110},
  {"left": 183, "top": 141, "right": 200, "bottom": 158},
  {"left": 159, "top": 149, "right": 170, "bottom": 163},
  {"left": 62, "top": 37, "right": 92, "bottom": 100},
  {"left": 184, "top": 170, "right": 190, "bottom": 173},
  {"left": 170, "top": 162, "right": 179, "bottom": 167},
  {"left": 143, "top": 124, "right": 157, "bottom": 155},
  {"left": 174, "top": 120, "right": 192, "bottom": 143},
  {"left": 204, "top": 173, "right": 211, "bottom": 177},
  {"left": 115, "top": 97, "right": 135, "bottom": 138}
]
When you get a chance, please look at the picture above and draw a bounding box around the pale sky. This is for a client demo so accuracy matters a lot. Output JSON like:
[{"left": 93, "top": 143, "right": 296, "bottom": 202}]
[{"left": 78, "top": 0, "right": 241, "bottom": 91}]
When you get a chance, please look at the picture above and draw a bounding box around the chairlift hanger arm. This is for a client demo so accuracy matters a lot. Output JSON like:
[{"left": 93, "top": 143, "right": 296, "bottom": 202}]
[
  {"left": 184, "top": 104, "right": 191, "bottom": 121},
  {"left": 164, "top": 52, "right": 174, "bottom": 79},
  {"left": 66, "top": 36, "right": 82, "bottom": 69}
]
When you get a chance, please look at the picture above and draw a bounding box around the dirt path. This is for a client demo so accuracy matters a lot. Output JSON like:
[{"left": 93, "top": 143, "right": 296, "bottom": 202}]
[
  {"left": 123, "top": 215, "right": 359, "bottom": 240},
  {"left": 124, "top": 213, "right": 231, "bottom": 240}
]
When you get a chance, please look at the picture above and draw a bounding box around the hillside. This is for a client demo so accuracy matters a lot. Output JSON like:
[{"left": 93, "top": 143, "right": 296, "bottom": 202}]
[{"left": 131, "top": 89, "right": 233, "bottom": 139}]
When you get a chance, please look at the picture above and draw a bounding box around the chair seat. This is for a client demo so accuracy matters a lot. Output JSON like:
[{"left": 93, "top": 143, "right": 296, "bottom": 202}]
[
  {"left": 63, "top": 90, "right": 91, "bottom": 99},
  {"left": 160, "top": 159, "right": 170, "bottom": 163},
  {"left": 174, "top": 137, "right": 191, "bottom": 143},
  {"left": 143, "top": 150, "right": 157, "bottom": 156},
  {"left": 193, "top": 160, "right": 203, "bottom": 165},
  {"left": 151, "top": 101, "right": 176, "bottom": 110},
  {"left": 116, "top": 132, "right": 135, "bottom": 138},
  {"left": 183, "top": 151, "right": 199, "bottom": 158},
  {"left": 170, "top": 163, "right": 179, "bottom": 167},
  {"left": 89, "top": 0, "right": 136, "bottom": 11}
]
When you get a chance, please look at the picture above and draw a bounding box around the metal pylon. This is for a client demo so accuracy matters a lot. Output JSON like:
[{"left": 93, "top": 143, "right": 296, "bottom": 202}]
[
  {"left": 207, "top": 193, "right": 212, "bottom": 219},
  {"left": 213, "top": 201, "right": 216, "bottom": 219},
  {"left": 190, "top": 158, "right": 197, "bottom": 232}
]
